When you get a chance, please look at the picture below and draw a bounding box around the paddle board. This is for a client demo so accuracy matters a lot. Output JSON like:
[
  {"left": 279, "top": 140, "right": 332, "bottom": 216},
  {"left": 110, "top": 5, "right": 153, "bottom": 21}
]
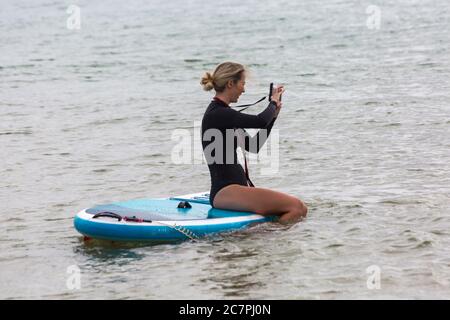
[{"left": 74, "top": 191, "right": 273, "bottom": 242}]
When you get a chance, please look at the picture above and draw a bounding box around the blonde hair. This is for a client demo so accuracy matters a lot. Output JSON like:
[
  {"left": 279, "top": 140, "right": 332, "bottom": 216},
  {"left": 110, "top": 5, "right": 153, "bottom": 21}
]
[{"left": 200, "top": 62, "right": 245, "bottom": 92}]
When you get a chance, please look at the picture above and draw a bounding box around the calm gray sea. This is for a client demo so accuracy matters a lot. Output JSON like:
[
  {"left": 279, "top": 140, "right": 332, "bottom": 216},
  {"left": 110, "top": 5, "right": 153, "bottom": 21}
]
[{"left": 1, "top": 0, "right": 449, "bottom": 299}]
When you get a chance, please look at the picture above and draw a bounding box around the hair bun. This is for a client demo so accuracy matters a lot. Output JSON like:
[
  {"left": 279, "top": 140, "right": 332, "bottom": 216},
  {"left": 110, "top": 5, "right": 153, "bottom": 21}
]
[{"left": 200, "top": 72, "right": 215, "bottom": 91}]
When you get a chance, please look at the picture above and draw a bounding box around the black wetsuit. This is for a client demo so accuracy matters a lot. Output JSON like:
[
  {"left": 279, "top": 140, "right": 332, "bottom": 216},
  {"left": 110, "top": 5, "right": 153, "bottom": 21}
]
[{"left": 201, "top": 97, "right": 278, "bottom": 207}]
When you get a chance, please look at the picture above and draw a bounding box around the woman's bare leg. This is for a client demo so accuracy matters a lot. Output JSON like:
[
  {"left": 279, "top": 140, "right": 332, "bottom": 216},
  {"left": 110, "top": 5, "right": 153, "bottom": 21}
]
[{"left": 213, "top": 184, "right": 307, "bottom": 224}]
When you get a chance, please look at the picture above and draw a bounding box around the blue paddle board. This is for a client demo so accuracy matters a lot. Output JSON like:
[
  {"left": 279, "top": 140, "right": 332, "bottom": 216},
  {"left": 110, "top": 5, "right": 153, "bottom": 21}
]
[{"left": 74, "top": 191, "right": 274, "bottom": 242}]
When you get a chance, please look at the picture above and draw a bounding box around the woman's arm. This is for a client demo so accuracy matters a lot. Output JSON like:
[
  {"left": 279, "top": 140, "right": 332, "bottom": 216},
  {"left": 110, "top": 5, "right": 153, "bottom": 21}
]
[
  {"left": 230, "top": 101, "right": 277, "bottom": 129},
  {"left": 238, "top": 117, "right": 277, "bottom": 153}
]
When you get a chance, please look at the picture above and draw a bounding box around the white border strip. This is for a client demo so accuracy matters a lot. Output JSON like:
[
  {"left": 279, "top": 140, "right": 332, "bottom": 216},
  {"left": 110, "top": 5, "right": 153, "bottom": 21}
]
[
  {"left": 172, "top": 191, "right": 210, "bottom": 199},
  {"left": 76, "top": 209, "right": 267, "bottom": 227}
]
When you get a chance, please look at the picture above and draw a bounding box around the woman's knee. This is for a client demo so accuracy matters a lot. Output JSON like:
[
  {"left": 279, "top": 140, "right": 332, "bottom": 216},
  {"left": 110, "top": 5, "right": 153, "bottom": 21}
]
[
  {"left": 257, "top": 194, "right": 307, "bottom": 218},
  {"left": 292, "top": 198, "right": 308, "bottom": 217}
]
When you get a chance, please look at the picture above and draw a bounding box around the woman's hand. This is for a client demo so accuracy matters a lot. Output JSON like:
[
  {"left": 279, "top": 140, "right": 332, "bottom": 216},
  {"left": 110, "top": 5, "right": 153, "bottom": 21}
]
[{"left": 271, "top": 85, "right": 284, "bottom": 117}]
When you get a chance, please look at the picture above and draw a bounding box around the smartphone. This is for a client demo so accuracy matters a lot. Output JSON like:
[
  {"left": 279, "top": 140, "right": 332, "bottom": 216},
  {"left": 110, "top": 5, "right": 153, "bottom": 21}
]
[{"left": 269, "top": 83, "right": 273, "bottom": 102}]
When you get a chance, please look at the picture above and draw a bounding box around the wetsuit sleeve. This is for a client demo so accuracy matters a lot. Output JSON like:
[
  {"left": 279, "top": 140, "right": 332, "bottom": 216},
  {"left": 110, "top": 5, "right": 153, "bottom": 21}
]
[
  {"left": 230, "top": 101, "right": 277, "bottom": 129},
  {"left": 241, "top": 117, "right": 277, "bottom": 153}
]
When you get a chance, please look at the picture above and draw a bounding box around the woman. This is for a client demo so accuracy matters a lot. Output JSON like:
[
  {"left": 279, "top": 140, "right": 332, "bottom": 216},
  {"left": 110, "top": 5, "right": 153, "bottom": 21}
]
[{"left": 200, "top": 62, "right": 307, "bottom": 224}]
